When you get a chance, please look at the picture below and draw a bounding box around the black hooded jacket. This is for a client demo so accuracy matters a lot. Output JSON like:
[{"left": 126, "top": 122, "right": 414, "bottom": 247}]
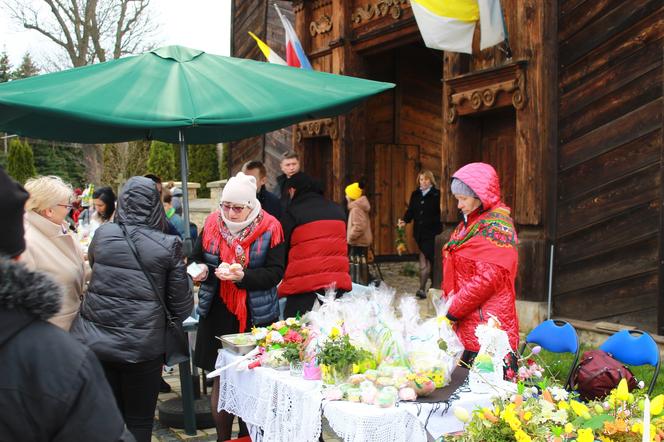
[
  {"left": 71, "top": 176, "right": 193, "bottom": 364},
  {"left": 0, "top": 258, "right": 134, "bottom": 442}
]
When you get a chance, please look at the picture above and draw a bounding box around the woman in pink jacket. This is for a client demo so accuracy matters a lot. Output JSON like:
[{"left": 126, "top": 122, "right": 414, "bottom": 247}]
[{"left": 442, "top": 162, "right": 519, "bottom": 367}]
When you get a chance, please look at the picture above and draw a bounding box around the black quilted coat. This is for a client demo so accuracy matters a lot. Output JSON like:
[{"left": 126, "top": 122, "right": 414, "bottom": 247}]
[{"left": 71, "top": 176, "right": 192, "bottom": 364}]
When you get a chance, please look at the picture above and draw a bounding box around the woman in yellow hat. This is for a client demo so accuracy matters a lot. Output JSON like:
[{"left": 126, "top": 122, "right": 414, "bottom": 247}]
[{"left": 345, "top": 182, "right": 373, "bottom": 284}]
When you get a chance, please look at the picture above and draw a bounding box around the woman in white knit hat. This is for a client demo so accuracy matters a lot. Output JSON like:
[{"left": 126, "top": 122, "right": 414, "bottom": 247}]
[{"left": 190, "top": 172, "right": 285, "bottom": 441}]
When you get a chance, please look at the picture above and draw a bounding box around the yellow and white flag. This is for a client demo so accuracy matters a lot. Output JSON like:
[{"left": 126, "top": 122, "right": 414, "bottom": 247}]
[
  {"left": 248, "top": 32, "right": 287, "bottom": 65},
  {"left": 478, "top": 0, "right": 506, "bottom": 50},
  {"left": 410, "top": 0, "right": 505, "bottom": 54}
]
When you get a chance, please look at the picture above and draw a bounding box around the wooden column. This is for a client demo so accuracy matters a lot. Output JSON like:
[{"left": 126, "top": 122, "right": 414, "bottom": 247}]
[{"left": 441, "top": 52, "right": 473, "bottom": 223}]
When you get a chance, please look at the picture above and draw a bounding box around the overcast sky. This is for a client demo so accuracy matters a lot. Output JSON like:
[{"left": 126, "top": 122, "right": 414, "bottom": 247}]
[{"left": 0, "top": 0, "right": 231, "bottom": 68}]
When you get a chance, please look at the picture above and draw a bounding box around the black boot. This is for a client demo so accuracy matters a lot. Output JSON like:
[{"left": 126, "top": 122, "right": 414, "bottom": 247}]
[{"left": 160, "top": 377, "right": 172, "bottom": 393}]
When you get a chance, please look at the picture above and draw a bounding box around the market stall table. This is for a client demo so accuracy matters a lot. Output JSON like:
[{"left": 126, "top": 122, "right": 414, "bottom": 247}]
[{"left": 215, "top": 350, "right": 494, "bottom": 442}]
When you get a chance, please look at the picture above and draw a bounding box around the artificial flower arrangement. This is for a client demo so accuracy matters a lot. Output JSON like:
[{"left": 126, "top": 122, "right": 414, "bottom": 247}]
[
  {"left": 451, "top": 377, "right": 664, "bottom": 442},
  {"left": 505, "top": 345, "right": 547, "bottom": 384},
  {"left": 250, "top": 317, "right": 310, "bottom": 369}
]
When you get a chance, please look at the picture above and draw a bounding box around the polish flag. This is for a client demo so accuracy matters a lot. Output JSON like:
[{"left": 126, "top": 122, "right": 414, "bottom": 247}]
[{"left": 274, "top": 4, "right": 313, "bottom": 70}]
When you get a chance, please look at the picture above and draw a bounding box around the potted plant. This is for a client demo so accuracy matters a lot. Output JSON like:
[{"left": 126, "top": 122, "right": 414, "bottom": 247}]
[{"left": 317, "top": 332, "right": 366, "bottom": 385}]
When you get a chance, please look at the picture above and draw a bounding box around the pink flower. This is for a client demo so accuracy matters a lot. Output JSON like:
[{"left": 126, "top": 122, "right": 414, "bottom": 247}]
[{"left": 284, "top": 329, "right": 303, "bottom": 343}]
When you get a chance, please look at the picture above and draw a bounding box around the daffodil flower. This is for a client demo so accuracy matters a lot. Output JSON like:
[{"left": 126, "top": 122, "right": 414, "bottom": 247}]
[
  {"left": 570, "top": 400, "right": 591, "bottom": 419},
  {"left": 615, "top": 378, "right": 629, "bottom": 401},
  {"left": 650, "top": 394, "right": 664, "bottom": 416},
  {"left": 576, "top": 428, "right": 593, "bottom": 442}
]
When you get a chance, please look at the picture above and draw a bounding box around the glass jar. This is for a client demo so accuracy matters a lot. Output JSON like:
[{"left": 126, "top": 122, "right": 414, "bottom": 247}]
[
  {"left": 321, "top": 363, "right": 352, "bottom": 385},
  {"left": 289, "top": 361, "right": 303, "bottom": 377}
]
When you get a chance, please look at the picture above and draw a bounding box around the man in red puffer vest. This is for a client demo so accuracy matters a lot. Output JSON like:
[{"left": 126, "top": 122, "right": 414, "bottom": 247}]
[{"left": 278, "top": 172, "right": 352, "bottom": 317}]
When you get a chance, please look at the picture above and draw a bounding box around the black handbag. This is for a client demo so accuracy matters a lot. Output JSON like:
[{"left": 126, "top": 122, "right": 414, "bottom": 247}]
[{"left": 120, "top": 224, "right": 189, "bottom": 366}]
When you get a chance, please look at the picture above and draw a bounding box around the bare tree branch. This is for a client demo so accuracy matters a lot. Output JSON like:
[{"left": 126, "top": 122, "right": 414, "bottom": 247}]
[{"left": 3, "top": 0, "right": 156, "bottom": 68}]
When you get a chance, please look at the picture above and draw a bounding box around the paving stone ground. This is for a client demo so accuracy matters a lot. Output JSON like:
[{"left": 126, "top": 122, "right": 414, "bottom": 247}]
[{"left": 151, "top": 261, "right": 423, "bottom": 441}]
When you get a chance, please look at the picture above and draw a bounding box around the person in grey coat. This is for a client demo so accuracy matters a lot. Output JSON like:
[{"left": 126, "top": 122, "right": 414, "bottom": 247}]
[
  {"left": 71, "top": 176, "right": 192, "bottom": 442},
  {"left": 0, "top": 166, "right": 134, "bottom": 442}
]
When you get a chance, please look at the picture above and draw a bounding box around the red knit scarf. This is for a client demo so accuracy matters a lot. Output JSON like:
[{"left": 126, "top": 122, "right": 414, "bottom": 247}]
[
  {"left": 442, "top": 205, "right": 518, "bottom": 296},
  {"left": 202, "top": 209, "right": 283, "bottom": 331}
]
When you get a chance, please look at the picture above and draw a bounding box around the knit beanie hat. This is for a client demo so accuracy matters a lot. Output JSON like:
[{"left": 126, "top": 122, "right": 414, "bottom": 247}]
[
  {"left": 221, "top": 172, "right": 258, "bottom": 208},
  {"left": 0, "top": 166, "right": 29, "bottom": 257},
  {"left": 451, "top": 178, "right": 479, "bottom": 199},
  {"left": 345, "top": 182, "right": 362, "bottom": 200}
]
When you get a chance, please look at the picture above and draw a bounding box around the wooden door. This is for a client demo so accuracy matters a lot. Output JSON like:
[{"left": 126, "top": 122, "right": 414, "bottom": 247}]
[
  {"left": 303, "top": 137, "right": 333, "bottom": 198},
  {"left": 472, "top": 109, "right": 516, "bottom": 210},
  {"left": 373, "top": 144, "right": 420, "bottom": 255}
]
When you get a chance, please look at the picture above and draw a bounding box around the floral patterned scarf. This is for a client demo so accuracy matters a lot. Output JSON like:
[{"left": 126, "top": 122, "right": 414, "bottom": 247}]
[{"left": 442, "top": 205, "right": 518, "bottom": 296}]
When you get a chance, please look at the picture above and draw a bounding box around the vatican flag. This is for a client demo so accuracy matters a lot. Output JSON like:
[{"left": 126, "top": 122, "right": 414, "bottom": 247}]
[{"left": 410, "top": 0, "right": 505, "bottom": 54}]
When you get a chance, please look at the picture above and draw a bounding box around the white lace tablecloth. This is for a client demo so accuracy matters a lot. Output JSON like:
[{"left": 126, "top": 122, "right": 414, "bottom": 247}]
[
  {"left": 216, "top": 350, "right": 323, "bottom": 442},
  {"left": 216, "top": 350, "right": 494, "bottom": 442}
]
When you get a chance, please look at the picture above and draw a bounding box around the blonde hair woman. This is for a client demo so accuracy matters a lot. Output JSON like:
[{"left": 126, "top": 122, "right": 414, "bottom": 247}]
[
  {"left": 397, "top": 169, "right": 442, "bottom": 299},
  {"left": 22, "top": 176, "right": 87, "bottom": 330}
]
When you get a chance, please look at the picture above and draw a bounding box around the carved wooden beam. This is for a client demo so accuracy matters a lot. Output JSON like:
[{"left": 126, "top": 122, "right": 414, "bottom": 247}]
[
  {"left": 295, "top": 118, "right": 338, "bottom": 142},
  {"left": 351, "top": 0, "right": 408, "bottom": 25},
  {"left": 312, "top": 0, "right": 332, "bottom": 9},
  {"left": 310, "top": 14, "right": 333, "bottom": 36},
  {"left": 445, "top": 61, "right": 528, "bottom": 123}
]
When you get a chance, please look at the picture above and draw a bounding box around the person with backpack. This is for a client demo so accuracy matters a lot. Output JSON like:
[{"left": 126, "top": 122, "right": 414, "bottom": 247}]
[
  {"left": 71, "top": 176, "right": 193, "bottom": 442},
  {"left": 442, "top": 162, "right": 519, "bottom": 368},
  {"left": 0, "top": 167, "right": 134, "bottom": 442}
]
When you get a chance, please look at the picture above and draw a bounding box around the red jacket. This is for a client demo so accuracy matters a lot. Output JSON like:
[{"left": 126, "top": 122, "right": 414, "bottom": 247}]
[
  {"left": 443, "top": 163, "right": 519, "bottom": 353},
  {"left": 278, "top": 219, "right": 351, "bottom": 297}
]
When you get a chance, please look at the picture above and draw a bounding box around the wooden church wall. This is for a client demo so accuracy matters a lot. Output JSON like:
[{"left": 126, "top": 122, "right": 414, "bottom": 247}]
[{"left": 553, "top": 0, "right": 663, "bottom": 333}]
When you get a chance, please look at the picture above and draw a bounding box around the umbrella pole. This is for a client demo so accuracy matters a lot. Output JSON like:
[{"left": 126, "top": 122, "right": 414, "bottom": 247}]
[
  {"left": 176, "top": 130, "right": 198, "bottom": 436},
  {"left": 178, "top": 130, "right": 193, "bottom": 258}
]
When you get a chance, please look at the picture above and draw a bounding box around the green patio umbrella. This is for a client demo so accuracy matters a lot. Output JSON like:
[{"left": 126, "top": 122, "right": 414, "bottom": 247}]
[{"left": 0, "top": 45, "right": 394, "bottom": 253}]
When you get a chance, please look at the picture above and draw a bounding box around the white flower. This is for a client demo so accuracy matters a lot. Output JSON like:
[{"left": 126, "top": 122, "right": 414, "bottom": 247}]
[
  {"left": 532, "top": 401, "right": 556, "bottom": 424},
  {"left": 252, "top": 327, "right": 268, "bottom": 340},
  {"left": 549, "top": 386, "right": 569, "bottom": 402},
  {"left": 267, "top": 330, "right": 284, "bottom": 344},
  {"left": 550, "top": 409, "right": 569, "bottom": 424},
  {"left": 285, "top": 317, "right": 298, "bottom": 326}
]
